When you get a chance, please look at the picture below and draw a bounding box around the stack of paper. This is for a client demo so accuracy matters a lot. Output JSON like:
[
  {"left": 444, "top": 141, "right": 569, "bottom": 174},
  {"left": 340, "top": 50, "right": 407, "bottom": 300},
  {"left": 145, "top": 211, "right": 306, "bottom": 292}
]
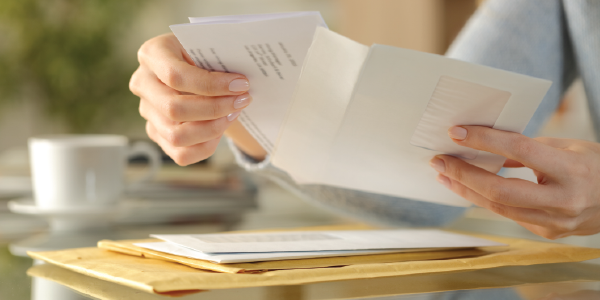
[
  {"left": 136, "top": 229, "right": 505, "bottom": 263},
  {"left": 170, "top": 13, "right": 552, "bottom": 207}
]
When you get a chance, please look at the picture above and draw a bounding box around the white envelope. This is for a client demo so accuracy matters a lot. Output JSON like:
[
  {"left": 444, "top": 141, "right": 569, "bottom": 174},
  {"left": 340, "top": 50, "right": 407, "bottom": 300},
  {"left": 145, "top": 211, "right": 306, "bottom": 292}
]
[
  {"left": 134, "top": 241, "right": 442, "bottom": 263},
  {"left": 272, "top": 28, "right": 551, "bottom": 207},
  {"left": 152, "top": 229, "right": 505, "bottom": 253}
]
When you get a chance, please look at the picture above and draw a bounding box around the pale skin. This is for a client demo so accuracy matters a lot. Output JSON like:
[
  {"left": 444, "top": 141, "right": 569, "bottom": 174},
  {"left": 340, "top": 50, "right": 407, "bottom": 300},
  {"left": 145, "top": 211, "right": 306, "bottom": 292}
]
[
  {"left": 131, "top": 33, "right": 600, "bottom": 239},
  {"left": 130, "top": 33, "right": 267, "bottom": 166},
  {"left": 431, "top": 126, "right": 600, "bottom": 239}
]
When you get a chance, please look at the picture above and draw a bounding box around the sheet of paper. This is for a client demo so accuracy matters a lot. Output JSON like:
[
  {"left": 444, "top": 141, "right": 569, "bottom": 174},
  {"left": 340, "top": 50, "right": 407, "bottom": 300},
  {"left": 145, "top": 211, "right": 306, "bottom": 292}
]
[
  {"left": 134, "top": 241, "right": 441, "bottom": 263},
  {"left": 170, "top": 13, "right": 326, "bottom": 153},
  {"left": 323, "top": 44, "right": 551, "bottom": 206},
  {"left": 271, "top": 26, "right": 369, "bottom": 182},
  {"left": 151, "top": 229, "right": 505, "bottom": 253},
  {"left": 410, "top": 75, "right": 511, "bottom": 160},
  {"left": 273, "top": 28, "right": 552, "bottom": 207}
]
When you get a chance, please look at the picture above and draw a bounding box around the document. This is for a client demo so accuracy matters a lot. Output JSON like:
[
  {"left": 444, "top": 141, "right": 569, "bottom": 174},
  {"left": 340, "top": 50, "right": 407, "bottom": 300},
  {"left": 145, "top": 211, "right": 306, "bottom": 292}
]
[
  {"left": 152, "top": 229, "right": 505, "bottom": 254},
  {"left": 171, "top": 13, "right": 552, "bottom": 207},
  {"left": 171, "top": 12, "right": 326, "bottom": 153},
  {"left": 134, "top": 241, "right": 443, "bottom": 263}
]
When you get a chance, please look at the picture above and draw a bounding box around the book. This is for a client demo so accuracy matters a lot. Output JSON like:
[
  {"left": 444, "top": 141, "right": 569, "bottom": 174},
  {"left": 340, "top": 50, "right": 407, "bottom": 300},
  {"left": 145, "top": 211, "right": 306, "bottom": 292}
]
[{"left": 170, "top": 12, "right": 551, "bottom": 207}]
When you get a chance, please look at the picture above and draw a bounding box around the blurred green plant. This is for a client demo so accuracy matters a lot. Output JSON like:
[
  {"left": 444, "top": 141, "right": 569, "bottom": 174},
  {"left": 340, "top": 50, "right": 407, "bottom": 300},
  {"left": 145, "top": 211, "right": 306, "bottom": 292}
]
[
  {"left": 0, "top": 246, "right": 31, "bottom": 299},
  {"left": 0, "top": 0, "right": 146, "bottom": 133}
]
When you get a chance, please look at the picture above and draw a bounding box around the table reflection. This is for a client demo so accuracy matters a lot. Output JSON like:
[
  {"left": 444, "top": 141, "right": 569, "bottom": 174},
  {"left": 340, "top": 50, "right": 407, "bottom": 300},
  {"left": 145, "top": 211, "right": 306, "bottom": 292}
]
[{"left": 26, "top": 262, "right": 600, "bottom": 300}]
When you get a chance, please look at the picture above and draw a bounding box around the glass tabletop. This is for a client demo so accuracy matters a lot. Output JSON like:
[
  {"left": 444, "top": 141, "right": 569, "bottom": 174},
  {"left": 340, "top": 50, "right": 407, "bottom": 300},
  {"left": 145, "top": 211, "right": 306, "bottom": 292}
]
[
  {"left": 3, "top": 174, "right": 600, "bottom": 300},
  {"left": 3, "top": 244, "right": 600, "bottom": 300}
]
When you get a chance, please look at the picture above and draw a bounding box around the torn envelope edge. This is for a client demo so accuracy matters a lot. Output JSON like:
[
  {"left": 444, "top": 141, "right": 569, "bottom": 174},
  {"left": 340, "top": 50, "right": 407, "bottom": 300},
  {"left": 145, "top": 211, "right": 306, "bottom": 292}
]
[{"left": 97, "top": 238, "right": 491, "bottom": 274}]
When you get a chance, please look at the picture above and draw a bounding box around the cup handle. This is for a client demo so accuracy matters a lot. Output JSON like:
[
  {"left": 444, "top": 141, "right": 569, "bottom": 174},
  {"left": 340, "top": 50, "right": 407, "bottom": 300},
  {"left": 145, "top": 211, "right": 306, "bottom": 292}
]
[{"left": 126, "top": 141, "right": 161, "bottom": 190}]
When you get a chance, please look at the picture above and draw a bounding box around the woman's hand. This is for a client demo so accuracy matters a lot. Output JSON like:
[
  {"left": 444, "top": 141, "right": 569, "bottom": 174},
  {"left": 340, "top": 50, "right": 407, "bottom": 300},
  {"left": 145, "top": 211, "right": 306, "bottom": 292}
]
[
  {"left": 429, "top": 125, "right": 600, "bottom": 239},
  {"left": 130, "top": 33, "right": 257, "bottom": 166}
]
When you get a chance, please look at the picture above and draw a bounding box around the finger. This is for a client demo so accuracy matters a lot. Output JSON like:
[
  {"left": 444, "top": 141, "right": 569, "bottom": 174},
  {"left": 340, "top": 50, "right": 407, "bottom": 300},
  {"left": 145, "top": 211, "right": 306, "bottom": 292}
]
[
  {"left": 438, "top": 174, "right": 556, "bottom": 224},
  {"left": 431, "top": 155, "right": 553, "bottom": 210},
  {"left": 138, "top": 34, "right": 249, "bottom": 96},
  {"left": 515, "top": 221, "right": 577, "bottom": 240},
  {"left": 141, "top": 99, "right": 238, "bottom": 147},
  {"left": 503, "top": 159, "right": 525, "bottom": 168},
  {"left": 448, "top": 126, "right": 566, "bottom": 173},
  {"left": 140, "top": 100, "right": 238, "bottom": 147},
  {"left": 132, "top": 66, "right": 252, "bottom": 122},
  {"left": 534, "top": 136, "right": 573, "bottom": 149},
  {"left": 146, "top": 121, "right": 221, "bottom": 166}
]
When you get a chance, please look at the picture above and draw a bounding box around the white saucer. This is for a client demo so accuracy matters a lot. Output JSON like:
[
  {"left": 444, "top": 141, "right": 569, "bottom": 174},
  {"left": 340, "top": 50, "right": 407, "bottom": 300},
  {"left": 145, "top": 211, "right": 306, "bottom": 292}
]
[{"left": 8, "top": 198, "right": 119, "bottom": 217}]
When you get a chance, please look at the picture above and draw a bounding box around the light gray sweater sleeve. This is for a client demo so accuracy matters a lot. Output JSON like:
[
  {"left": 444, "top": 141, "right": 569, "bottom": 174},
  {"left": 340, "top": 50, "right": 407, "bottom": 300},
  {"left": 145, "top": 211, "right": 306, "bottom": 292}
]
[{"left": 227, "top": 139, "right": 466, "bottom": 227}]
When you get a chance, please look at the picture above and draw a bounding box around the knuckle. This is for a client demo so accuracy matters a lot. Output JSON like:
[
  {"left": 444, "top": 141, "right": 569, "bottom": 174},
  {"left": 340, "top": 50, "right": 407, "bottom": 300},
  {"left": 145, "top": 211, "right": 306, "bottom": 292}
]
[
  {"left": 129, "top": 70, "right": 141, "bottom": 95},
  {"left": 474, "top": 129, "right": 493, "bottom": 144},
  {"left": 196, "top": 150, "right": 212, "bottom": 163},
  {"left": 137, "top": 39, "right": 156, "bottom": 64},
  {"left": 137, "top": 44, "right": 148, "bottom": 62},
  {"left": 164, "top": 126, "right": 185, "bottom": 147},
  {"left": 541, "top": 231, "right": 562, "bottom": 240},
  {"left": 198, "top": 72, "right": 219, "bottom": 96},
  {"left": 198, "top": 141, "right": 219, "bottom": 161},
  {"left": 205, "top": 99, "right": 222, "bottom": 120},
  {"left": 206, "top": 119, "right": 224, "bottom": 138},
  {"left": 486, "top": 201, "right": 508, "bottom": 217},
  {"left": 170, "top": 149, "right": 192, "bottom": 166},
  {"left": 567, "top": 163, "right": 592, "bottom": 178},
  {"left": 550, "top": 218, "right": 579, "bottom": 235},
  {"left": 162, "top": 66, "right": 183, "bottom": 89},
  {"left": 487, "top": 182, "right": 511, "bottom": 203},
  {"left": 138, "top": 102, "right": 146, "bottom": 119},
  {"left": 145, "top": 122, "right": 155, "bottom": 140},
  {"left": 511, "top": 136, "right": 535, "bottom": 159},
  {"left": 447, "top": 163, "right": 463, "bottom": 182},
  {"left": 558, "top": 198, "right": 586, "bottom": 217},
  {"left": 162, "top": 97, "right": 185, "bottom": 121}
]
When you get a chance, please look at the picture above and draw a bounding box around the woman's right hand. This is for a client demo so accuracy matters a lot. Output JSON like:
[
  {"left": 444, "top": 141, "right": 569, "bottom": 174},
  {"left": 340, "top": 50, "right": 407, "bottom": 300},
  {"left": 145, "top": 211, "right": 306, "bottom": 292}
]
[{"left": 130, "top": 33, "right": 253, "bottom": 166}]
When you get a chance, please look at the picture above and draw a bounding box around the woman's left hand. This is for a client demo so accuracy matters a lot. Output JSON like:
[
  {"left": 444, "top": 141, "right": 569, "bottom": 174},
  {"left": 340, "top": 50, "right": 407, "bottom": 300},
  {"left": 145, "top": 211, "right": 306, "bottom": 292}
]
[{"left": 430, "top": 125, "right": 600, "bottom": 239}]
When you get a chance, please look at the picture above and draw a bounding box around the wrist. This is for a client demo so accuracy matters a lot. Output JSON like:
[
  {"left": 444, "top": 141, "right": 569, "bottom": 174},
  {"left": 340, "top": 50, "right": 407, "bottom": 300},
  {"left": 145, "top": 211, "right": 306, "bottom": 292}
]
[{"left": 224, "top": 120, "right": 267, "bottom": 161}]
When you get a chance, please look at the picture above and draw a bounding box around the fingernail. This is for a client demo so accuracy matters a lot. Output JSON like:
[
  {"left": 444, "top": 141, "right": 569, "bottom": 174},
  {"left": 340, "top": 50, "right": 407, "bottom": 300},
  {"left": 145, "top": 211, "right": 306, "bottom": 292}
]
[
  {"left": 449, "top": 126, "right": 467, "bottom": 140},
  {"left": 430, "top": 158, "right": 446, "bottom": 173},
  {"left": 436, "top": 174, "right": 451, "bottom": 189},
  {"left": 229, "top": 79, "right": 249, "bottom": 92},
  {"left": 227, "top": 111, "right": 241, "bottom": 122},
  {"left": 233, "top": 94, "right": 252, "bottom": 109}
]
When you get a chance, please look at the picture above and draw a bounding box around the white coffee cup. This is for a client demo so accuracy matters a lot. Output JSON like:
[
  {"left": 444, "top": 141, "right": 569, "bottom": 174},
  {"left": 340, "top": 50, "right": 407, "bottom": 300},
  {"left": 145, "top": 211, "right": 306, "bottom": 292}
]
[{"left": 29, "top": 135, "right": 161, "bottom": 209}]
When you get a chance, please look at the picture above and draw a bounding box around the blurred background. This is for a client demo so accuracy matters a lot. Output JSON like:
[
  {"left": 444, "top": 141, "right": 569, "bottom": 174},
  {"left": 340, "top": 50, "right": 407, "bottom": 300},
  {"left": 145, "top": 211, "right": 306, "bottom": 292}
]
[
  {"left": 0, "top": 0, "right": 597, "bottom": 237},
  {"left": 0, "top": 1, "right": 598, "bottom": 298},
  {"left": 0, "top": 0, "right": 594, "bottom": 154}
]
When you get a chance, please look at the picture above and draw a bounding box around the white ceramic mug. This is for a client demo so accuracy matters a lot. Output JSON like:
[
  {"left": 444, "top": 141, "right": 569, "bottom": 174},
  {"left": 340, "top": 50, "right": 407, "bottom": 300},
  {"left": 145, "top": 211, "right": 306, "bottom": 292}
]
[{"left": 29, "top": 135, "right": 161, "bottom": 209}]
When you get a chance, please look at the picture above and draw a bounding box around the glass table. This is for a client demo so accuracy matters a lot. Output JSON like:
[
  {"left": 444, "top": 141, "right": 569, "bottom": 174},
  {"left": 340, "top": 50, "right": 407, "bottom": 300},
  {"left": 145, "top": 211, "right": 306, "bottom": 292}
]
[{"left": 3, "top": 165, "right": 600, "bottom": 300}]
